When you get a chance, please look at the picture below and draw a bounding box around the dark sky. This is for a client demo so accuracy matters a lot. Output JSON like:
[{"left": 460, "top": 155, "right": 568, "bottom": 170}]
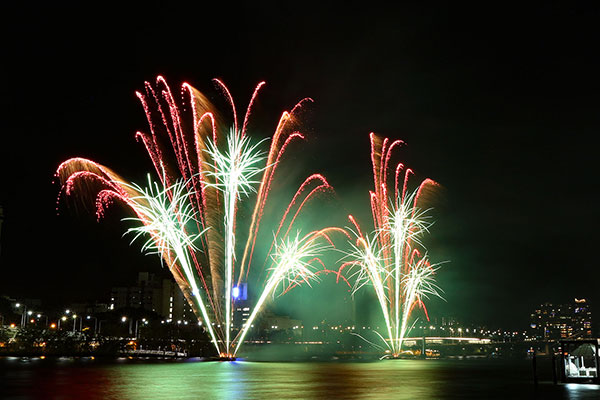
[{"left": 1, "top": 2, "right": 599, "bottom": 329}]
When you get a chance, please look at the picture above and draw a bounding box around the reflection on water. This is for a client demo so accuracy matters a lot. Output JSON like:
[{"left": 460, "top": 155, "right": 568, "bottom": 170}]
[{"left": 1, "top": 357, "right": 599, "bottom": 399}]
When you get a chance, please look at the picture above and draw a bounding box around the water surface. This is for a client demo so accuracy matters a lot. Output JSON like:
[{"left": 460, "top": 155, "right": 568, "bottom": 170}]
[{"left": 1, "top": 357, "right": 598, "bottom": 399}]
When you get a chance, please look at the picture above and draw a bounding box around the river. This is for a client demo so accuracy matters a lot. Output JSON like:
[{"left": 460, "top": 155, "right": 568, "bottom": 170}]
[{"left": 1, "top": 357, "right": 598, "bottom": 399}]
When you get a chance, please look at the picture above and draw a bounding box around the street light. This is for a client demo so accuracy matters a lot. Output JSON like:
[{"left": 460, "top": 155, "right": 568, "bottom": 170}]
[
  {"left": 36, "top": 313, "right": 48, "bottom": 327},
  {"left": 72, "top": 314, "right": 80, "bottom": 332},
  {"left": 86, "top": 316, "right": 98, "bottom": 335},
  {"left": 135, "top": 320, "right": 140, "bottom": 338},
  {"left": 122, "top": 316, "right": 133, "bottom": 336},
  {"left": 133, "top": 318, "right": 149, "bottom": 338},
  {"left": 15, "top": 303, "right": 27, "bottom": 327}
]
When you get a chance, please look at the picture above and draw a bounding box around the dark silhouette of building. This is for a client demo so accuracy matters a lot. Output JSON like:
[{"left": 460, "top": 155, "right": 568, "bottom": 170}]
[{"left": 110, "top": 272, "right": 194, "bottom": 322}]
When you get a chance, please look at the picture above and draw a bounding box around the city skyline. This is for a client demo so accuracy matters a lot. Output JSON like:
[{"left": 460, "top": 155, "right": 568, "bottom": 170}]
[{"left": 2, "top": 286, "right": 595, "bottom": 341}]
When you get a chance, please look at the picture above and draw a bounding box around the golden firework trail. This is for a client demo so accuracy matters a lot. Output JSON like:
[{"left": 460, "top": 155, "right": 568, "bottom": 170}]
[{"left": 56, "top": 77, "right": 345, "bottom": 357}]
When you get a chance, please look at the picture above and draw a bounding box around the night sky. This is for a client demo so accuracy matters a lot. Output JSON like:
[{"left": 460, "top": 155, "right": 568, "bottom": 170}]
[{"left": 1, "top": 2, "right": 599, "bottom": 329}]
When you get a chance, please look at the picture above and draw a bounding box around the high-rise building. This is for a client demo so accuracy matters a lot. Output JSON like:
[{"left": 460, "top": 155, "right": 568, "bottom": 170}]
[
  {"left": 110, "top": 272, "right": 161, "bottom": 312},
  {"left": 529, "top": 298, "right": 593, "bottom": 340},
  {"left": 160, "top": 279, "right": 194, "bottom": 322},
  {"left": 110, "top": 272, "right": 195, "bottom": 321},
  {"left": 572, "top": 298, "right": 593, "bottom": 337},
  {"left": 232, "top": 283, "right": 250, "bottom": 329}
]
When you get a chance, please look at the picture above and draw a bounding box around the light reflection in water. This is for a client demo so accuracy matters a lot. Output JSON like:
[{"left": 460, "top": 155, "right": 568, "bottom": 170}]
[{"left": 2, "top": 358, "right": 600, "bottom": 399}]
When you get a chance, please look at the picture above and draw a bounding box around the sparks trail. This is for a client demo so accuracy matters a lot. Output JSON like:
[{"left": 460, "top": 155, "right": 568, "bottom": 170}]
[
  {"left": 56, "top": 77, "right": 343, "bottom": 358},
  {"left": 339, "top": 133, "right": 445, "bottom": 358},
  {"left": 232, "top": 228, "right": 341, "bottom": 354}
]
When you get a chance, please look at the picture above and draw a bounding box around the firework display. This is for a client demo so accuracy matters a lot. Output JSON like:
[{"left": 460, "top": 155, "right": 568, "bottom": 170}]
[
  {"left": 339, "top": 133, "right": 444, "bottom": 358},
  {"left": 56, "top": 77, "right": 342, "bottom": 357}
]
